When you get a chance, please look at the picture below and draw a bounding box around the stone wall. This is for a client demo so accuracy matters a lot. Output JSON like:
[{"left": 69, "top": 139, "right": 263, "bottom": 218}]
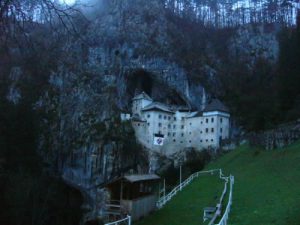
[{"left": 249, "top": 120, "right": 300, "bottom": 150}]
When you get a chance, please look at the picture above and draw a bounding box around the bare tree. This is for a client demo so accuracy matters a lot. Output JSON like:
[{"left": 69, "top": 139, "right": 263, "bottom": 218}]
[{"left": 0, "top": 0, "right": 84, "bottom": 44}]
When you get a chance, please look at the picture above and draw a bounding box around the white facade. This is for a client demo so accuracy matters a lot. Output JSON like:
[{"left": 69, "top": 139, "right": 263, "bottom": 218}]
[{"left": 131, "top": 92, "right": 230, "bottom": 155}]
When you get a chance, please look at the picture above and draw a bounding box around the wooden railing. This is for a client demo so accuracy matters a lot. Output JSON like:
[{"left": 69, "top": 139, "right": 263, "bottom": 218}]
[
  {"left": 104, "top": 215, "right": 131, "bottom": 225},
  {"left": 156, "top": 169, "right": 221, "bottom": 208},
  {"left": 156, "top": 168, "right": 235, "bottom": 225},
  {"left": 214, "top": 175, "right": 235, "bottom": 225}
]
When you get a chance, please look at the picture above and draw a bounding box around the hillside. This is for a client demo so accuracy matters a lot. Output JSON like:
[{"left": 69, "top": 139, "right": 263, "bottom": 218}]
[{"left": 137, "top": 141, "right": 300, "bottom": 225}]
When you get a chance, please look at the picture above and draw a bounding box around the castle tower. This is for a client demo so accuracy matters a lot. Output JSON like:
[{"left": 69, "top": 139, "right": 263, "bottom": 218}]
[
  {"left": 201, "top": 88, "right": 207, "bottom": 111},
  {"left": 132, "top": 92, "right": 153, "bottom": 116}
]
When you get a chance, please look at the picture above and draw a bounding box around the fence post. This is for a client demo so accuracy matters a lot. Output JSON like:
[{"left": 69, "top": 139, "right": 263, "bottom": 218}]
[
  {"left": 128, "top": 215, "right": 131, "bottom": 225},
  {"left": 180, "top": 165, "right": 182, "bottom": 191},
  {"left": 164, "top": 178, "right": 166, "bottom": 199}
]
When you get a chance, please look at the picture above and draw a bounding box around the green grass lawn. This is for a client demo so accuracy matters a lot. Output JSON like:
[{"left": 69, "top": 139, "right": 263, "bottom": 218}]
[
  {"left": 136, "top": 141, "right": 300, "bottom": 225},
  {"left": 136, "top": 175, "right": 224, "bottom": 225},
  {"left": 206, "top": 142, "right": 300, "bottom": 225}
]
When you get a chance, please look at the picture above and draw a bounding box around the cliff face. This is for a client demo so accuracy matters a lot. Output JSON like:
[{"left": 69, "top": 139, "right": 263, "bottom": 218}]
[
  {"left": 33, "top": 1, "right": 206, "bottom": 220},
  {"left": 83, "top": 0, "right": 208, "bottom": 110}
]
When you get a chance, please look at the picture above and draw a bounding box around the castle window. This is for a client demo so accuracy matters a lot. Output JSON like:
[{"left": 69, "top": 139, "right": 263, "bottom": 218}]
[
  {"left": 211, "top": 128, "right": 214, "bottom": 133},
  {"left": 206, "top": 118, "right": 208, "bottom": 123},
  {"left": 206, "top": 139, "right": 208, "bottom": 142},
  {"left": 181, "top": 133, "right": 184, "bottom": 137},
  {"left": 164, "top": 115, "right": 167, "bottom": 120},
  {"left": 173, "top": 125, "right": 176, "bottom": 129},
  {"left": 200, "top": 131, "right": 203, "bottom": 134},
  {"left": 168, "top": 116, "right": 171, "bottom": 120},
  {"left": 211, "top": 139, "right": 214, "bottom": 142},
  {"left": 190, "top": 123, "right": 192, "bottom": 125},
  {"left": 181, "top": 125, "right": 184, "bottom": 129},
  {"left": 168, "top": 124, "right": 171, "bottom": 129},
  {"left": 158, "top": 123, "right": 162, "bottom": 127},
  {"left": 189, "top": 140, "right": 191, "bottom": 143},
  {"left": 220, "top": 128, "right": 223, "bottom": 133},
  {"left": 180, "top": 141, "right": 183, "bottom": 143},
  {"left": 174, "top": 117, "right": 177, "bottom": 121},
  {"left": 173, "top": 139, "right": 176, "bottom": 142},
  {"left": 200, "top": 140, "right": 203, "bottom": 143},
  {"left": 138, "top": 123, "right": 140, "bottom": 126},
  {"left": 181, "top": 117, "right": 184, "bottom": 120},
  {"left": 201, "top": 121, "right": 203, "bottom": 124},
  {"left": 220, "top": 118, "right": 223, "bottom": 123},
  {"left": 159, "top": 114, "right": 162, "bottom": 119},
  {"left": 206, "top": 128, "right": 208, "bottom": 133},
  {"left": 168, "top": 132, "right": 171, "bottom": 136},
  {"left": 211, "top": 118, "right": 214, "bottom": 123},
  {"left": 147, "top": 114, "right": 150, "bottom": 118},
  {"left": 147, "top": 123, "right": 150, "bottom": 126},
  {"left": 173, "top": 132, "right": 176, "bottom": 137}
]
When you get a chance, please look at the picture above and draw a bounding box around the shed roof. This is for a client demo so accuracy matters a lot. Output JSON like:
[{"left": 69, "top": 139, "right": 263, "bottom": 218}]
[
  {"left": 123, "top": 174, "right": 160, "bottom": 183},
  {"left": 203, "top": 99, "right": 229, "bottom": 113},
  {"left": 105, "top": 174, "right": 161, "bottom": 186}
]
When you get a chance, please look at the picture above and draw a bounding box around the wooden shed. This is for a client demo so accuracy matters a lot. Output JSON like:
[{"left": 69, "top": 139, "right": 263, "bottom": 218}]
[{"left": 105, "top": 174, "right": 160, "bottom": 221}]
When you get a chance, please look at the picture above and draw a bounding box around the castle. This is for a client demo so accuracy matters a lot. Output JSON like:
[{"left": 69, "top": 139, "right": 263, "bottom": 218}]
[{"left": 128, "top": 92, "right": 230, "bottom": 155}]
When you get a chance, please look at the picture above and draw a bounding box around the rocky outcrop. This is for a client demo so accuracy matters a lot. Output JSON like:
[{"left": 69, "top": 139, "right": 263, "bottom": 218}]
[
  {"left": 37, "top": 67, "right": 150, "bottom": 220},
  {"left": 6, "top": 67, "right": 22, "bottom": 105},
  {"left": 229, "top": 25, "right": 280, "bottom": 67}
]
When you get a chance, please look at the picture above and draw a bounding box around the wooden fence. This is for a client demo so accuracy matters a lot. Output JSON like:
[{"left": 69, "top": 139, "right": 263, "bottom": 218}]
[
  {"left": 104, "top": 215, "right": 131, "bottom": 225},
  {"left": 156, "top": 169, "right": 221, "bottom": 208},
  {"left": 214, "top": 175, "right": 235, "bottom": 225}
]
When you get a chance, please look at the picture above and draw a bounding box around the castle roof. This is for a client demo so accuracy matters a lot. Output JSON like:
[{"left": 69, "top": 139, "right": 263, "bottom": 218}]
[
  {"left": 203, "top": 99, "right": 229, "bottom": 113},
  {"left": 186, "top": 111, "right": 203, "bottom": 118},
  {"left": 132, "top": 92, "right": 152, "bottom": 101},
  {"left": 142, "top": 102, "right": 174, "bottom": 113},
  {"left": 131, "top": 114, "right": 146, "bottom": 122},
  {"left": 170, "top": 105, "right": 190, "bottom": 112}
]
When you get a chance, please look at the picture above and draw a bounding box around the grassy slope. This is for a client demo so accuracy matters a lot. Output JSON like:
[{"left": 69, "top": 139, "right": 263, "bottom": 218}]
[
  {"left": 136, "top": 141, "right": 300, "bottom": 225},
  {"left": 206, "top": 142, "right": 300, "bottom": 225},
  {"left": 136, "top": 175, "right": 224, "bottom": 225}
]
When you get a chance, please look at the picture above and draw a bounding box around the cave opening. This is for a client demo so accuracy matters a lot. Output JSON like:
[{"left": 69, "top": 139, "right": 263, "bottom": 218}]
[
  {"left": 128, "top": 69, "right": 153, "bottom": 97},
  {"left": 125, "top": 68, "right": 189, "bottom": 110}
]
